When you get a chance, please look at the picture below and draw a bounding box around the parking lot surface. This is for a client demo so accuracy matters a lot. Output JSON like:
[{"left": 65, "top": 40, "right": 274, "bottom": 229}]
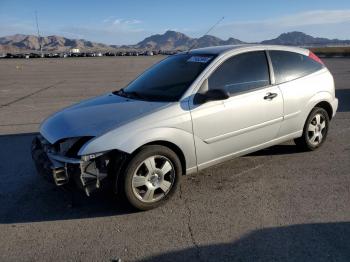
[{"left": 0, "top": 57, "right": 349, "bottom": 261}]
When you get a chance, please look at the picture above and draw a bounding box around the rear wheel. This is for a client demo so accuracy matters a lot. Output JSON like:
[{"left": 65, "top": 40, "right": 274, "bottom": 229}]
[
  {"left": 294, "top": 107, "right": 329, "bottom": 151},
  {"left": 122, "top": 145, "right": 181, "bottom": 210}
]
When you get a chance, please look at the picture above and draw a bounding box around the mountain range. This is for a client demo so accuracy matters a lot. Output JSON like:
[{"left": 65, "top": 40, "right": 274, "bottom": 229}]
[
  {"left": 261, "top": 32, "right": 350, "bottom": 46},
  {"left": 0, "top": 34, "right": 111, "bottom": 53},
  {"left": 131, "top": 30, "right": 244, "bottom": 50},
  {"left": 1, "top": 31, "right": 350, "bottom": 53}
]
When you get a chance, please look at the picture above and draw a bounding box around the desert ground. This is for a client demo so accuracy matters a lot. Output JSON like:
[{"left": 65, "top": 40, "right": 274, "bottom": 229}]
[{"left": 0, "top": 57, "right": 350, "bottom": 261}]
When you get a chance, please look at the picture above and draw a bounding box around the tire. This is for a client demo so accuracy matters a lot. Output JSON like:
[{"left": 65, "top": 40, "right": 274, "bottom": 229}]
[
  {"left": 294, "top": 107, "right": 330, "bottom": 151},
  {"left": 121, "top": 145, "right": 182, "bottom": 211}
]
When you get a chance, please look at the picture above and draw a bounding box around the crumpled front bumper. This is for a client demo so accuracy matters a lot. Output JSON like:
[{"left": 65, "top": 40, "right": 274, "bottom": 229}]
[
  {"left": 31, "top": 135, "right": 109, "bottom": 195},
  {"left": 31, "top": 135, "right": 81, "bottom": 185}
]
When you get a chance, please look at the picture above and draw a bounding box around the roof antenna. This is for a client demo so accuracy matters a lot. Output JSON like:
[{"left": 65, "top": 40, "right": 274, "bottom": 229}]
[
  {"left": 35, "top": 10, "right": 43, "bottom": 58},
  {"left": 187, "top": 16, "right": 225, "bottom": 53}
]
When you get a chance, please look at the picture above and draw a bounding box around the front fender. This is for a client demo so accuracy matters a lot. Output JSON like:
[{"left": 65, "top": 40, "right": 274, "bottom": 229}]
[{"left": 78, "top": 127, "right": 197, "bottom": 172}]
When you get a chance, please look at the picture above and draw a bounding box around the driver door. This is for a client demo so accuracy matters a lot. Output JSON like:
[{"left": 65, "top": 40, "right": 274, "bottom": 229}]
[{"left": 190, "top": 51, "right": 283, "bottom": 169}]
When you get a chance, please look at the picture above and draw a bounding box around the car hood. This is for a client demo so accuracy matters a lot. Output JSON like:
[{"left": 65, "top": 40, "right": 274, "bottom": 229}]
[{"left": 40, "top": 93, "right": 170, "bottom": 144}]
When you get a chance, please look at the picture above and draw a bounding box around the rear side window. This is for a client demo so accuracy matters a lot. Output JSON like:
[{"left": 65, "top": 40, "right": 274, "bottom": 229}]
[
  {"left": 208, "top": 51, "right": 270, "bottom": 95},
  {"left": 269, "top": 50, "right": 324, "bottom": 84}
]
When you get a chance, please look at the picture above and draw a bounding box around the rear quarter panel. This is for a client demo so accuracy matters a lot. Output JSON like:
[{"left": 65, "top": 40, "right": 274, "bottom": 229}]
[{"left": 277, "top": 68, "right": 335, "bottom": 137}]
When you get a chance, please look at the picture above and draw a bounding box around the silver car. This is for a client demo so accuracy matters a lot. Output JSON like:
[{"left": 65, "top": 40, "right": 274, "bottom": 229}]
[{"left": 32, "top": 45, "right": 338, "bottom": 210}]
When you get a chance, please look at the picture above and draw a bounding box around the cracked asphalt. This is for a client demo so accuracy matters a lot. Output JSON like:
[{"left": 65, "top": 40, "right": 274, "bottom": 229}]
[{"left": 0, "top": 57, "right": 349, "bottom": 261}]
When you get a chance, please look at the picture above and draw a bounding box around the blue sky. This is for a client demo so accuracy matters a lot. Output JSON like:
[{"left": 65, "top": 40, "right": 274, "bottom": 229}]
[{"left": 1, "top": 0, "right": 350, "bottom": 44}]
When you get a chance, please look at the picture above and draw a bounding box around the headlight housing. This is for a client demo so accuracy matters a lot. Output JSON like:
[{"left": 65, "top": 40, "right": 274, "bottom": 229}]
[
  {"left": 54, "top": 136, "right": 94, "bottom": 158},
  {"left": 81, "top": 151, "right": 108, "bottom": 161}
]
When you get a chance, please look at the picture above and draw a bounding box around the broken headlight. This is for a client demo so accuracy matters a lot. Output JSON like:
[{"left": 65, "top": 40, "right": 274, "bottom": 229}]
[{"left": 54, "top": 136, "right": 94, "bottom": 158}]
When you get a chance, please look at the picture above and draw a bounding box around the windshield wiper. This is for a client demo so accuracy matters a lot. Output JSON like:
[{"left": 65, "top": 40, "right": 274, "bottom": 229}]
[
  {"left": 115, "top": 88, "right": 144, "bottom": 100},
  {"left": 115, "top": 88, "right": 127, "bottom": 97}
]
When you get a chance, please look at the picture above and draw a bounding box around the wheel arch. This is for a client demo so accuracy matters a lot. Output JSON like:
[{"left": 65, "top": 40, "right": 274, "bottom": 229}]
[
  {"left": 131, "top": 140, "right": 187, "bottom": 175},
  {"left": 303, "top": 92, "right": 335, "bottom": 125},
  {"left": 314, "top": 101, "right": 333, "bottom": 120}
]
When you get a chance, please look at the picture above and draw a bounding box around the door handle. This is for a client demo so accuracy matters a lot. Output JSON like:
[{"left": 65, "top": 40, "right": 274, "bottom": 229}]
[{"left": 264, "top": 92, "right": 278, "bottom": 100}]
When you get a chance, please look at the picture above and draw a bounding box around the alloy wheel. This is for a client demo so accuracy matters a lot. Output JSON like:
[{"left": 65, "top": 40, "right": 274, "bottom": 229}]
[
  {"left": 131, "top": 155, "right": 175, "bottom": 203},
  {"left": 307, "top": 113, "right": 327, "bottom": 146}
]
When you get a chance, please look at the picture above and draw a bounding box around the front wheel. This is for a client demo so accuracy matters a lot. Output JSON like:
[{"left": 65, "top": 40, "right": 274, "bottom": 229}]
[
  {"left": 122, "top": 145, "right": 182, "bottom": 210},
  {"left": 294, "top": 107, "right": 329, "bottom": 151}
]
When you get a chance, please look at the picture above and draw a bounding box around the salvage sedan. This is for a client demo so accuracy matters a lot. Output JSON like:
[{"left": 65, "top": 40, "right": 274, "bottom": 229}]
[{"left": 32, "top": 44, "right": 338, "bottom": 210}]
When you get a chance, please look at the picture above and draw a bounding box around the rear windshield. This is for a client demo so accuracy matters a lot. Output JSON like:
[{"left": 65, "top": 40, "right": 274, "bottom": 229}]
[{"left": 117, "top": 54, "right": 215, "bottom": 102}]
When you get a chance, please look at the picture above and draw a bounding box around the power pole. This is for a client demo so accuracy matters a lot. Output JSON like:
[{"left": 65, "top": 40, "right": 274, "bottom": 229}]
[{"left": 35, "top": 11, "right": 43, "bottom": 58}]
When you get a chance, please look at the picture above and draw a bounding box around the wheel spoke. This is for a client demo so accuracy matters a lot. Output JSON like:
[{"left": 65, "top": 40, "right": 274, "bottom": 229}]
[
  {"left": 320, "top": 121, "right": 326, "bottom": 130},
  {"left": 159, "top": 180, "right": 171, "bottom": 193},
  {"left": 133, "top": 175, "right": 146, "bottom": 187},
  {"left": 143, "top": 188, "right": 155, "bottom": 201},
  {"left": 161, "top": 160, "right": 172, "bottom": 175},
  {"left": 315, "top": 114, "right": 321, "bottom": 125},
  {"left": 144, "top": 156, "right": 156, "bottom": 175},
  {"left": 318, "top": 132, "right": 323, "bottom": 142},
  {"left": 310, "top": 134, "right": 317, "bottom": 143},
  {"left": 308, "top": 124, "right": 316, "bottom": 132}
]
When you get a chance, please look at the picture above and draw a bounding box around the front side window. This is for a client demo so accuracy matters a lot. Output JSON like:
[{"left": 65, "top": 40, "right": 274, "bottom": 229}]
[
  {"left": 117, "top": 54, "right": 215, "bottom": 102},
  {"left": 269, "top": 50, "right": 324, "bottom": 84},
  {"left": 208, "top": 51, "right": 270, "bottom": 95}
]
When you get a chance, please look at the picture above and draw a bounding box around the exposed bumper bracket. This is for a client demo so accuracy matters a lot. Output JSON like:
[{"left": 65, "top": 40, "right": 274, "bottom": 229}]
[
  {"left": 52, "top": 166, "right": 69, "bottom": 186},
  {"left": 32, "top": 135, "right": 109, "bottom": 195}
]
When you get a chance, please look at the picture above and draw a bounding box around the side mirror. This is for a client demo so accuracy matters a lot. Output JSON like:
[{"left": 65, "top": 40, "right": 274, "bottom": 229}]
[{"left": 194, "top": 89, "right": 230, "bottom": 104}]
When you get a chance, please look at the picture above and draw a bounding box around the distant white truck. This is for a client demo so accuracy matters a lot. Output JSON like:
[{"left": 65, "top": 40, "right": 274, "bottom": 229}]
[{"left": 70, "top": 48, "right": 80, "bottom": 54}]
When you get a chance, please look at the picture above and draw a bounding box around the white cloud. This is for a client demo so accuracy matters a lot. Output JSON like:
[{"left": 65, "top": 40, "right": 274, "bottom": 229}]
[
  {"left": 102, "top": 17, "right": 142, "bottom": 25},
  {"left": 113, "top": 19, "right": 142, "bottom": 25},
  {"left": 214, "top": 9, "right": 350, "bottom": 42},
  {"left": 60, "top": 16, "right": 147, "bottom": 44},
  {"left": 59, "top": 24, "right": 148, "bottom": 45},
  {"left": 102, "top": 16, "right": 142, "bottom": 26},
  {"left": 265, "top": 10, "right": 350, "bottom": 27},
  {"left": 102, "top": 16, "right": 115, "bottom": 23}
]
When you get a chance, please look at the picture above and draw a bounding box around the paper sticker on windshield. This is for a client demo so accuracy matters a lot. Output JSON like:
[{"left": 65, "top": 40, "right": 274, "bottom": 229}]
[{"left": 187, "top": 56, "right": 213, "bottom": 63}]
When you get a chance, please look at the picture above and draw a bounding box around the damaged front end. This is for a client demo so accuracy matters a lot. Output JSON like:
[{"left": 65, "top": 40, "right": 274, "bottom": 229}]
[{"left": 31, "top": 135, "right": 124, "bottom": 196}]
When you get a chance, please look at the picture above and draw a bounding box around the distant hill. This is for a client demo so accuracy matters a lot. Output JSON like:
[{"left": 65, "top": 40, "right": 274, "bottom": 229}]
[
  {"left": 1, "top": 31, "right": 350, "bottom": 53},
  {"left": 261, "top": 31, "right": 350, "bottom": 46},
  {"left": 134, "top": 31, "right": 193, "bottom": 50},
  {"left": 0, "top": 34, "right": 111, "bottom": 53},
  {"left": 134, "top": 30, "right": 244, "bottom": 50}
]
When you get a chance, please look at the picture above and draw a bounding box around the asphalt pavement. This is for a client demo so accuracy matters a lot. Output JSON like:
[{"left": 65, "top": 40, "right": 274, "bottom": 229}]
[{"left": 0, "top": 57, "right": 349, "bottom": 261}]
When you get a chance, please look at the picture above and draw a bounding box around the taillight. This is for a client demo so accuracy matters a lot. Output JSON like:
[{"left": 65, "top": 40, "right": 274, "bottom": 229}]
[{"left": 309, "top": 51, "right": 324, "bottom": 65}]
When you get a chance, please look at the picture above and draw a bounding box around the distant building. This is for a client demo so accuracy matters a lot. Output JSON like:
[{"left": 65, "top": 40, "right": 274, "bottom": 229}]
[{"left": 70, "top": 48, "right": 80, "bottom": 54}]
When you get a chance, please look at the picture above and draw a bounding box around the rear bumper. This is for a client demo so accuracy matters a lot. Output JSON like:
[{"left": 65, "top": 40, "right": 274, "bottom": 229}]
[{"left": 331, "top": 97, "right": 338, "bottom": 117}]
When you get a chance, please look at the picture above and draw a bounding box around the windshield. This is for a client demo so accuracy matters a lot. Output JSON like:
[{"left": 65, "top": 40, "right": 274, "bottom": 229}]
[{"left": 115, "top": 54, "right": 215, "bottom": 102}]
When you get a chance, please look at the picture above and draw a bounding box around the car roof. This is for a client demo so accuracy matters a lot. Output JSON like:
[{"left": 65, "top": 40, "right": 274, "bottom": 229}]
[{"left": 188, "top": 44, "right": 308, "bottom": 55}]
